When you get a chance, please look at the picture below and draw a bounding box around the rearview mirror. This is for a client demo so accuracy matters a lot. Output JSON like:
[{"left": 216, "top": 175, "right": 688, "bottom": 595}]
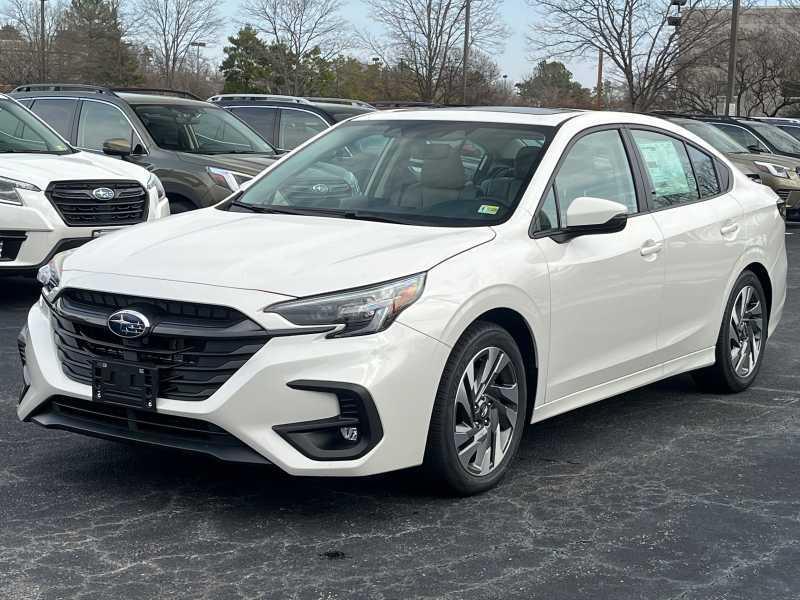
[
  {"left": 551, "top": 196, "right": 628, "bottom": 243},
  {"left": 102, "top": 138, "right": 132, "bottom": 157}
]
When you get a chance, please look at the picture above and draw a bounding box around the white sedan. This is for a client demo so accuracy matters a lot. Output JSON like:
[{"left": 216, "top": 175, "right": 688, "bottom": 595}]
[{"left": 18, "top": 108, "right": 786, "bottom": 495}]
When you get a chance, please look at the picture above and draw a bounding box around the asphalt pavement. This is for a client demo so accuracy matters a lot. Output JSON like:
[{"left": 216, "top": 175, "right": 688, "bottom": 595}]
[{"left": 1, "top": 228, "right": 798, "bottom": 600}]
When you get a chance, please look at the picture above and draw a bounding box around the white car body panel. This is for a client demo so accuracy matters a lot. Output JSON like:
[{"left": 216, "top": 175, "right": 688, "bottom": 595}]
[{"left": 17, "top": 109, "right": 787, "bottom": 478}]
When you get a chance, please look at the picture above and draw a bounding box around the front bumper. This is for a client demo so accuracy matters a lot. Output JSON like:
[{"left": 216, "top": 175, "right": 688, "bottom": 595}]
[
  {"left": 18, "top": 276, "right": 450, "bottom": 477},
  {"left": 0, "top": 188, "right": 169, "bottom": 271}
]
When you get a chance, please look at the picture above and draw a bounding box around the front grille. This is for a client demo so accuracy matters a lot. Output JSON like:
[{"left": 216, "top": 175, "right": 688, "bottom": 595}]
[
  {"left": 283, "top": 180, "right": 352, "bottom": 206},
  {"left": 47, "top": 180, "right": 148, "bottom": 227},
  {"left": 52, "top": 290, "right": 270, "bottom": 401},
  {"left": 33, "top": 396, "right": 269, "bottom": 464},
  {"left": 776, "top": 189, "right": 791, "bottom": 202}
]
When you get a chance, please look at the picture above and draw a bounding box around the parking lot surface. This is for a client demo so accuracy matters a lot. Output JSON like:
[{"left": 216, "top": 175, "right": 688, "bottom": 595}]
[{"left": 1, "top": 229, "right": 799, "bottom": 600}]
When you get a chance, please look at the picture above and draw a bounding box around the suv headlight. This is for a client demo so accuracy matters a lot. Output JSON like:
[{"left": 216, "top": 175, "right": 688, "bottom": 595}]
[
  {"left": 147, "top": 173, "right": 166, "bottom": 199},
  {"left": 754, "top": 161, "right": 791, "bottom": 179},
  {"left": 207, "top": 167, "right": 252, "bottom": 192},
  {"left": 265, "top": 274, "right": 426, "bottom": 338},
  {"left": 36, "top": 250, "right": 73, "bottom": 301},
  {"left": 0, "top": 176, "right": 40, "bottom": 206}
]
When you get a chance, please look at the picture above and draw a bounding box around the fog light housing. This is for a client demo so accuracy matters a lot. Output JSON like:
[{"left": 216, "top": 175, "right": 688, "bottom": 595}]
[{"left": 274, "top": 381, "right": 383, "bottom": 461}]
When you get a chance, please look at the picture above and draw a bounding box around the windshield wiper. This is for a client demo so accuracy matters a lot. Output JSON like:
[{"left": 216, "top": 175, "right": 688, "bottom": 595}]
[{"left": 229, "top": 202, "right": 413, "bottom": 223}]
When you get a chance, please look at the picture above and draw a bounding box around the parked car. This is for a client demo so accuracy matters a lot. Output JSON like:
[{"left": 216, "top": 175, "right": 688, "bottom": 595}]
[
  {"left": 18, "top": 108, "right": 786, "bottom": 495},
  {"left": 656, "top": 114, "right": 800, "bottom": 219},
  {"left": 0, "top": 93, "right": 169, "bottom": 274},
  {"left": 755, "top": 117, "right": 800, "bottom": 143},
  {"left": 697, "top": 115, "right": 800, "bottom": 161},
  {"left": 209, "top": 94, "right": 375, "bottom": 152},
  {"left": 11, "top": 85, "right": 277, "bottom": 213}
]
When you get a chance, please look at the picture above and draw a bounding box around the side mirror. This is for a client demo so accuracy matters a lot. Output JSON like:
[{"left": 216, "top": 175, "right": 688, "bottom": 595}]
[
  {"left": 102, "top": 138, "right": 132, "bottom": 157},
  {"left": 551, "top": 196, "right": 628, "bottom": 243}
]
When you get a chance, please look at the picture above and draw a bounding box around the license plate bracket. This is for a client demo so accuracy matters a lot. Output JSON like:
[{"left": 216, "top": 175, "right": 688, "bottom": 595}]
[{"left": 92, "top": 360, "right": 158, "bottom": 411}]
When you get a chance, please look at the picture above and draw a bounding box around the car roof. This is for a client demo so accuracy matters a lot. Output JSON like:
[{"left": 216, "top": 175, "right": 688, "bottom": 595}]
[
  {"left": 350, "top": 106, "right": 585, "bottom": 127},
  {"left": 116, "top": 93, "right": 211, "bottom": 107}
]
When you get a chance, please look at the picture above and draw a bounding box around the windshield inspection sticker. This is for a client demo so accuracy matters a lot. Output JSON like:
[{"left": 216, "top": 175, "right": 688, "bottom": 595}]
[{"left": 478, "top": 204, "right": 500, "bottom": 215}]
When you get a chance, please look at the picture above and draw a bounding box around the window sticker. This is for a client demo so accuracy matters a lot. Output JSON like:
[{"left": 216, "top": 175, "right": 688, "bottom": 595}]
[
  {"left": 478, "top": 204, "right": 499, "bottom": 215},
  {"left": 637, "top": 140, "right": 691, "bottom": 197}
]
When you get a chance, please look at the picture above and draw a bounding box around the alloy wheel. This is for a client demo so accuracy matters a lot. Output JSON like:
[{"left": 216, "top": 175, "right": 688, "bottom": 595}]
[
  {"left": 729, "top": 284, "right": 764, "bottom": 378},
  {"left": 453, "top": 346, "right": 520, "bottom": 476}
]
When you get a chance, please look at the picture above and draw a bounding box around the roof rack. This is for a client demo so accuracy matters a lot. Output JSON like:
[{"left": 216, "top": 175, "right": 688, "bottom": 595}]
[
  {"left": 113, "top": 87, "right": 201, "bottom": 100},
  {"left": 207, "top": 93, "right": 312, "bottom": 104},
  {"left": 12, "top": 83, "right": 112, "bottom": 94},
  {"left": 305, "top": 97, "right": 374, "bottom": 109}
]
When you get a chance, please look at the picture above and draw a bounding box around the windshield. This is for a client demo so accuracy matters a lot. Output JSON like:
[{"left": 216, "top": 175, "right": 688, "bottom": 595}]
[
  {"left": 230, "top": 120, "right": 553, "bottom": 227},
  {"left": 676, "top": 119, "right": 748, "bottom": 154},
  {"left": 748, "top": 121, "right": 800, "bottom": 154},
  {"left": 778, "top": 125, "right": 800, "bottom": 143},
  {"left": 131, "top": 103, "right": 274, "bottom": 155},
  {"left": 0, "top": 98, "right": 72, "bottom": 154}
]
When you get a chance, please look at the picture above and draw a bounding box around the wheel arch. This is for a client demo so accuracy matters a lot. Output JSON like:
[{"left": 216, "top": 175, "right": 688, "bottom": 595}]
[
  {"left": 470, "top": 307, "right": 539, "bottom": 424},
  {"left": 744, "top": 261, "right": 772, "bottom": 321}
]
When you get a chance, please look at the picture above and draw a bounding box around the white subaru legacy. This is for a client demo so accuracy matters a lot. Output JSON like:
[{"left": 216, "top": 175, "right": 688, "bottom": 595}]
[{"left": 18, "top": 108, "right": 787, "bottom": 494}]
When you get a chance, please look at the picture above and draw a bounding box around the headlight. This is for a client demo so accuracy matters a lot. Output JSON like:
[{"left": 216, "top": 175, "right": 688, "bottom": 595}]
[
  {"left": 36, "top": 250, "right": 73, "bottom": 301},
  {"left": 265, "top": 273, "right": 426, "bottom": 338},
  {"left": 754, "top": 161, "right": 791, "bottom": 179},
  {"left": 207, "top": 167, "right": 252, "bottom": 192},
  {"left": 0, "top": 175, "right": 40, "bottom": 206},
  {"left": 147, "top": 173, "right": 166, "bottom": 200}
]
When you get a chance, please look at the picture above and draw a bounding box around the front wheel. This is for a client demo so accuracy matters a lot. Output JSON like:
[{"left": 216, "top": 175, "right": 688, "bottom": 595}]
[
  {"left": 693, "top": 271, "right": 768, "bottom": 393},
  {"left": 424, "top": 322, "right": 528, "bottom": 495}
]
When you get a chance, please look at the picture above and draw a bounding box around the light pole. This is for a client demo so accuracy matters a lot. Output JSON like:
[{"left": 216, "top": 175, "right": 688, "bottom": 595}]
[
  {"left": 725, "top": 0, "right": 741, "bottom": 116},
  {"left": 39, "top": 0, "right": 47, "bottom": 82},
  {"left": 190, "top": 41, "right": 206, "bottom": 81},
  {"left": 596, "top": 49, "right": 604, "bottom": 109},
  {"left": 463, "top": 0, "right": 470, "bottom": 105}
]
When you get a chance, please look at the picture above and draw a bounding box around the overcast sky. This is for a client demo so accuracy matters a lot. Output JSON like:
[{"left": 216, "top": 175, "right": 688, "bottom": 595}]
[{"left": 218, "top": 0, "right": 598, "bottom": 87}]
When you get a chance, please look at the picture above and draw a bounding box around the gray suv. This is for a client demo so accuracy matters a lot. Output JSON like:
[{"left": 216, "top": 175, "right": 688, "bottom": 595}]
[{"left": 11, "top": 85, "right": 277, "bottom": 213}]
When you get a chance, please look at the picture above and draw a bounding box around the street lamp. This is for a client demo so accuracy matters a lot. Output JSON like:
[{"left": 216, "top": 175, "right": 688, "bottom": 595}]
[
  {"left": 463, "top": 0, "right": 471, "bottom": 104},
  {"left": 725, "top": 0, "right": 741, "bottom": 116},
  {"left": 189, "top": 41, "right": 206, "bottom": 79},
  {"left": 39, "top": 0, "right": 47, "bottom": 81}
]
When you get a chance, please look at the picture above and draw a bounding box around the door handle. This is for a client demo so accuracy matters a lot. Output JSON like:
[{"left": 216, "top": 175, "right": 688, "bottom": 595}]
[
  {"left": 721, "top": 223, "right": 740, "bottom": 236},
  {"left": 640, "top": 240, "right": 663, "bottom": 257}
]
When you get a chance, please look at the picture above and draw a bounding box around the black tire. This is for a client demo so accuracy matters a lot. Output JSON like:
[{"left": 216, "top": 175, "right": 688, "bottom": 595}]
[
  {"left": 423, "top": 321, "right": 528, "bottom": 495},
  {"left": 169, "top": 199, "right": 195, "bottom": 214},
  {"left": 692, "top": 270, "right": 768, "bottom": 393}
]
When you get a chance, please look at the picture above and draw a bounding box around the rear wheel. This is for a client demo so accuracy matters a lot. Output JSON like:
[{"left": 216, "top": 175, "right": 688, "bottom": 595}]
[
  {"left": 424, "top": 322, "right": 528, "bottom": 495},
  {"left": 693, "top": 271, "right": 767, "bottom": 393}
]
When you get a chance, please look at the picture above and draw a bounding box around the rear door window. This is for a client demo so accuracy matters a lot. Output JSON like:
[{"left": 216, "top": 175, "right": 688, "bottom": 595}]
[
  {"left": 229, "top": 107, "right": 278, "bottom": 143},
  {"left": 278, "top": 109, "right": 328, "bottom": 150},
  {"left": 30, "top": 99, "right": 78, "bottom": 140},
  {"left": 632, "top": 130, "right": 700, "bottom": 208}
]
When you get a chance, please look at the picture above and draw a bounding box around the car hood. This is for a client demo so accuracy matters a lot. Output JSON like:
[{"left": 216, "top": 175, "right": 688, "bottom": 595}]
[
  {"left": 0, "top": 151, "right": 149, "bottom": 189},
  {"left": 63, "top": 209, "right": 496, "bottom": 297},
  {"left": 179, "top": 152, "right": 276, "bottom": 177}
]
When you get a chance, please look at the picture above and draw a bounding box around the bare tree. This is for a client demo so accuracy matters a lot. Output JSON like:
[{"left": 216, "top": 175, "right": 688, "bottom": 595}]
[
  {"left": 2, "top": 0, "right": 66, "bottom": 80},
  {"left": 527, "top": 0, "right": 731, "bottom": 112},
  {"left": 242, "top": 0, "right": 348, "bottom": 59},
  {"left": 136, "top": 0, "right": 224, "bottom": 88},
  {"left": 363, "top": 0, "right": 507, "bottom": 102}
]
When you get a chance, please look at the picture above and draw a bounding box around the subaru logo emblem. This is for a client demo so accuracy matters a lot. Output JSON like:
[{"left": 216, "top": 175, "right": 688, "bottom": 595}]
[
  {"left": 93, "top": 187, "right": 115, "bottom": 201},
  {"left": 107, "top": 310, "right": 151, "bottom": 339},
  {"left": 311, "top": 183, "right": 329, "bottom": 194}
]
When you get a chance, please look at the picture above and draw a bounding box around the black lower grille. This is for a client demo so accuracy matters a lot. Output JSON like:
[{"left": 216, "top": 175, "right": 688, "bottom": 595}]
[
  {"left": 31, "top": 396, "right": 269, "bottom": 464},
  {"left": 47, "top": 180, "right": 148, "bottom": 227},
  {"left": 0, "top": 231, "right": 26, "bottom": 261},
  {"left": 52, "top": 289, "right": 270, "bottom": 401}
]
